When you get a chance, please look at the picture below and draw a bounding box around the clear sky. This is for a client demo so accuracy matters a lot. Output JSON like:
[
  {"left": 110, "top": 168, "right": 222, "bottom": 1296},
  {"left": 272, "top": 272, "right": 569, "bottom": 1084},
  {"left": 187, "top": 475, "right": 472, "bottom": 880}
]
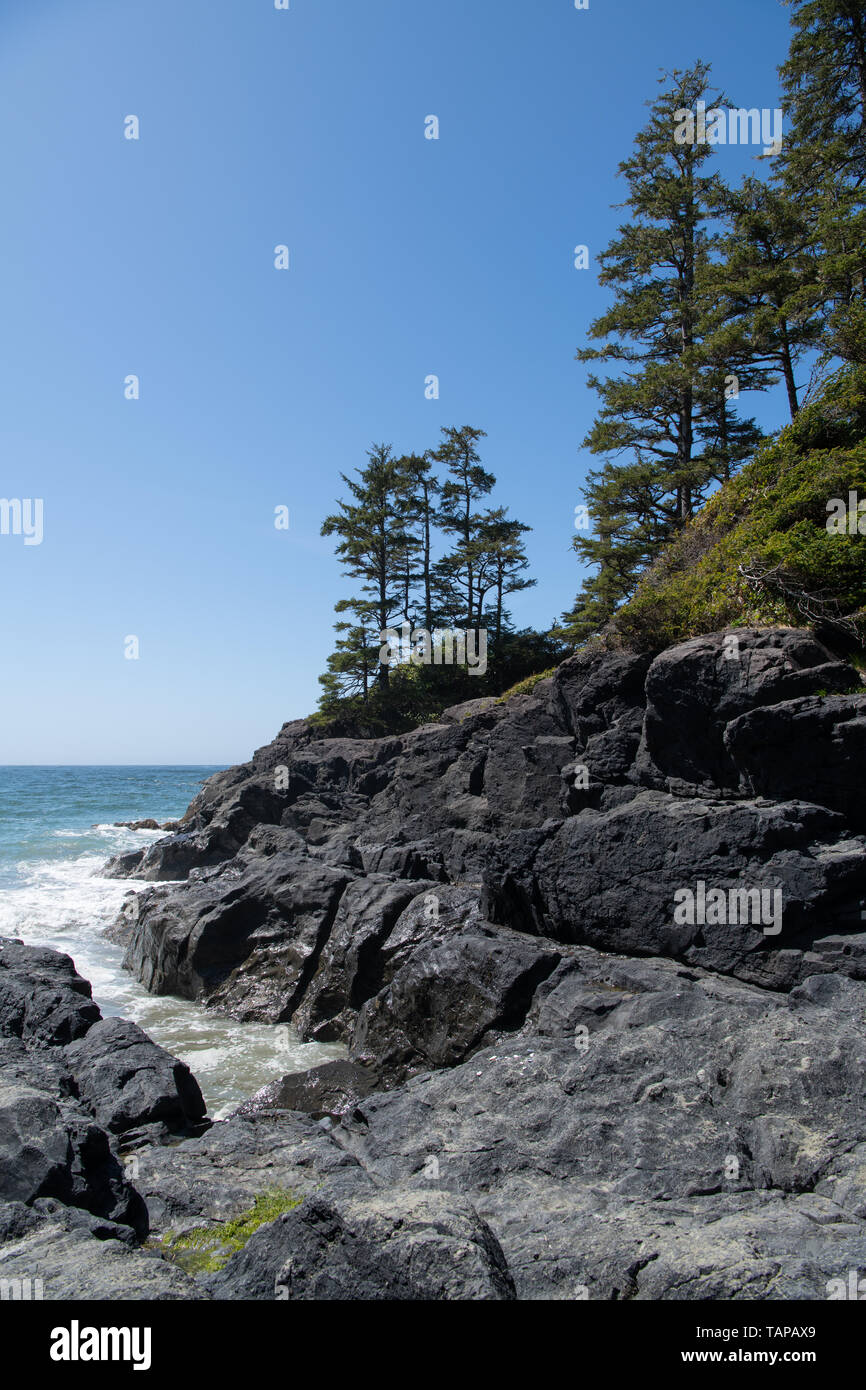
[{"left": 0, "top": 0, "right": 795, "bottom": 764}]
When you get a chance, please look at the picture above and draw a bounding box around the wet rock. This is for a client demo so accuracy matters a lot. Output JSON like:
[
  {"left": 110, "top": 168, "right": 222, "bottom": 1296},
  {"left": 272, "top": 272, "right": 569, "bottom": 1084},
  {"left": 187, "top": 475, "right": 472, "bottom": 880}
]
[
  {"left": 65, "top": 1017, "right": 206, "bottom": 1138},
  {"left": 291, "top": 876, "right": 442, "bottom": 1043},
  {"left": 0, "top": 1048, "right": 147, "bottom": 1236},
  {"left": 233, "top": 1059, "right": 383, "bottom": 1122},
  {"left": 119, "top": 844, "right": 354, "bottom": 1022},
  {"left": 0, "top": 939, "right": 100, "bottom": 1044},
  {"left": 351, "top": 925, "right": 561, "bottom": 1078}
]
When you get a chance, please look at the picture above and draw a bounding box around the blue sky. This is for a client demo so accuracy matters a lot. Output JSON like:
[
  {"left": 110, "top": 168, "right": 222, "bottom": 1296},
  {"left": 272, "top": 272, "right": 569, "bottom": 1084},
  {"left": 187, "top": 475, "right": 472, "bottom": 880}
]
[{"left": 0, "top": 0, "right": 795, "bottom": 764}]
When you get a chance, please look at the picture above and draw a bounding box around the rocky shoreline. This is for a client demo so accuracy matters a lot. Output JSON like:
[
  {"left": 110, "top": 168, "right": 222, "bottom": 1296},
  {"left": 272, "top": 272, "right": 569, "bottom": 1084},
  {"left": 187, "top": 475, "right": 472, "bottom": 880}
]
[{"left": 4, "top": 627, "right": 866, "bottom": 1299}]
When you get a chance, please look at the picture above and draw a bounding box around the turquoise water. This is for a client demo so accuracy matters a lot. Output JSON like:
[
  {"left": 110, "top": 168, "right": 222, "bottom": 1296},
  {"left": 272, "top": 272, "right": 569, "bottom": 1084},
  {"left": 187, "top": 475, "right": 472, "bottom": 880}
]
[{"left": 0, "top": 766, "right": 341, "bottom": 1117}]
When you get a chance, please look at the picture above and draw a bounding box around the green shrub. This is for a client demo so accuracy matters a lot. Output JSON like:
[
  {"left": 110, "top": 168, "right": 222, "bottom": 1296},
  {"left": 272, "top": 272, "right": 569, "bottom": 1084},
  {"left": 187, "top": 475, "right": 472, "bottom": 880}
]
[
  {"left": 609, "top": 366, "right": 866, "bottom": 652},
  {"left": 497, "top": 668, "right": 557, "bottom": 702}
]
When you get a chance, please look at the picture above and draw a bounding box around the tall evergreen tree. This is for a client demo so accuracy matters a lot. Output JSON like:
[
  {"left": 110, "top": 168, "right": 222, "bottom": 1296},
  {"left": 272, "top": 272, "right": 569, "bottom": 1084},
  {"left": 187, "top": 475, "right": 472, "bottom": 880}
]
[
  {"left": 433, "top": 426, "right": 496, "bottom": 629},
  {"left": 576, "top": 64, "right": 729, "bottom": 524},
  {"left": 778, "top": 0, "right": 866, "bottom": 361},
  {"left": 393, "top": 453, "right": 441, "bottom": 630},
  {"left": 473, "top": 509, "right": 535, "bottom": 642},
  {"left": 566, "top": 64, "right": 749, "bottom": 638},
  {"left": 320, "top": 444, "right": 411, "bottom": 691},
  {"left": 711, "top": 178, "right": 821, "bottom": 419}
]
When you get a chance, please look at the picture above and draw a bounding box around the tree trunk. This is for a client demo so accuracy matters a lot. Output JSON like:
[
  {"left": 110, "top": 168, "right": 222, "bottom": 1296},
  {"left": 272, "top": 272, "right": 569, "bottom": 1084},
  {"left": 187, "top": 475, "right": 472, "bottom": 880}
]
[{"left": 779, "top": 320, "right": 799, "bottom": 419}]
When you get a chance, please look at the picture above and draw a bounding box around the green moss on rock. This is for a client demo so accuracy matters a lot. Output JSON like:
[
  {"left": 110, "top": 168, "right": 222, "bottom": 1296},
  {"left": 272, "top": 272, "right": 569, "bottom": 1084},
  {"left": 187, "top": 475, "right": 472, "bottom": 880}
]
[{"left": 160, "top": 1189, "right": 302, "bottom": 1275}]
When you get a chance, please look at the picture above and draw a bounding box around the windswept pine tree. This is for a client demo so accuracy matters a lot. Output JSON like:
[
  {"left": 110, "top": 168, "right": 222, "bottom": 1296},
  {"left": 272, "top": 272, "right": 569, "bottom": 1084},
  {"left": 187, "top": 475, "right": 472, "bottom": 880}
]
[
  {"left": 709, "top": 178, "right": 821, "bottom": 421},
  {"left": 392, "top": 453, "right": 441, "bottom": 631},
  {"left": 473, "top": 508, "right": 536, "bottom": 643},
  {"left": 320, "top": 444, "right": 411, "bottom": 694},
  {"left": 317, "top": 428, "right": 556, "bottom": 730},
  {"left": 563, "top": 63, "right": 763, "bottom": 641},
  {"left": 433, "top": 426, "right": 496, "bottom": 629}
]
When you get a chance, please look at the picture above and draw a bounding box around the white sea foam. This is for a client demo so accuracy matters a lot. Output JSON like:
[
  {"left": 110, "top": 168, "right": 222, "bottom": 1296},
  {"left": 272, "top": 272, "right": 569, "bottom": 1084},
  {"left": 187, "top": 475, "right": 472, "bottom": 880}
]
[{"left": 0, "top": 836, "right": 343, "bottom": 1118}]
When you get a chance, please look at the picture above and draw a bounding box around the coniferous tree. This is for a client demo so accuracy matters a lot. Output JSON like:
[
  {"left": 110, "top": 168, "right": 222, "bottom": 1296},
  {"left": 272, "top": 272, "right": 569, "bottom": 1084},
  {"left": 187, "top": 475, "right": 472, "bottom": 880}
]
[
  {"left": 710, "top": 178, "right": 821, "bottom": 419},
  {"left": 395, "top": 453, "right": 441, "bottom": 630},
  {"left": 473, "top": 509, "right": 536, "bottom": 642},
  {"left": 317, "top": 607, "right": 381, "bottom": 706},
  {"left": 560, "top": 461, "right": 670, "bottom": 642},
  {"left": 320, "top": 444, "right": 411, "bottom": 691},
  {"left": 434, "top": 426, "right": 496, "bottom": 628},
  {"left": 317, "top": 429, "right": 544, "bottom": 726},
  {"left": 777, "top": 0, "right": 866, "bottom": 361},
  {"left": 565, "top": 64, "right": 760, "bottom": 639}
]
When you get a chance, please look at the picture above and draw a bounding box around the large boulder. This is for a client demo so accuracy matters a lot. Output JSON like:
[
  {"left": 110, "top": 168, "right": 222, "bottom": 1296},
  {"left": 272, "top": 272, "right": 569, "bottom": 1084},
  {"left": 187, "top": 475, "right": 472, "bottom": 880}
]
[
  {"left": 351, "top": 924, "right": 561, "bottom": 1077},
  {"left": 207, "top": 1190, "right": 515, "bottom": 1301},
  {"left": 0, "top": 939, "right": 100, "bottom": 1044},
  {"left": 0, "top": 1043, "right": 147, "bottom": 1235},
  {"left": 118, "top": 834, "right": 354, "bottom": 1021},
  {"left": 634, "top": 628, "right": 858, "bottom": 792},
  {"left": 65, "top": 1018, "right": 206, "bottom": 1137},
  {"left": 483, "top": 791, "right": 866, "bottom": 990},
  {"left": 0, "top": 938, "right": 211, "bottom": 1242},
  {"left": 725, "top": 693, "right": 866, "bottom": 830},
  {"left": 291, "top": 877, "right": 439, "bottom": 1043}
]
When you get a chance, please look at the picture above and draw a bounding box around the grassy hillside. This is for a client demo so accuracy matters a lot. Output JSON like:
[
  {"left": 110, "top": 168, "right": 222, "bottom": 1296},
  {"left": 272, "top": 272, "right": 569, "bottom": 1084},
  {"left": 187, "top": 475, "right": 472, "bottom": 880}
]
[{"left": 605, "top": 366, "right": 866, "bottom": 654}]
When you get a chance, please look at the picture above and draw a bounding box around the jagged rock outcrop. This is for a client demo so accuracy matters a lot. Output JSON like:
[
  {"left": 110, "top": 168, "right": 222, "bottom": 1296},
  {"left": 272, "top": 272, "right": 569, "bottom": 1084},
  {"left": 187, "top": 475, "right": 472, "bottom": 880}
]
[
  {"left": 42, "top": 936, "right": 866, "bottom": 1301},
  {"left": 106, "top": 628, "right": 866, "bottom": 1043},
  {"left": 0, "top": 937, "right": 206, "bottom": 1253},
  {"left": 8, "top": 626, "right": 866, "bottom": 1299}
]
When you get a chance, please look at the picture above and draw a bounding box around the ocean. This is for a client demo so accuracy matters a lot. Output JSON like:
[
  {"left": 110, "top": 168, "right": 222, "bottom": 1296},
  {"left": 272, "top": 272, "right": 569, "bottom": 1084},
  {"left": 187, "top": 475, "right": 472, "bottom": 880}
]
[{"left": 0, "top": 765, "right": 342, "bottom": 1118}]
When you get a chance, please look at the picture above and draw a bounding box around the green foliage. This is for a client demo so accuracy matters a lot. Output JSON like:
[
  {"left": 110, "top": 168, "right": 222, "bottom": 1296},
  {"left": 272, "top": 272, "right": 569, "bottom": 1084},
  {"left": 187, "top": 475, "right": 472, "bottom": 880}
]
[
  {"left": 318, "top": 425, "right": 545, "bottom": 729},
  {"left": 566, "top": 63, "right": 766, "bottom": 641},
  {"left": 160, "top": 1190, "right": 302, "bottom": 1276},
  {"left": 496, "top": 668, "right": 557, "bottom": 703},
  {"left": 606, "top": 366, "right": 866, "bottom": 650},
  {"left": 777, "top": 0, "right": 866, "bottom": 361},
  {"left": 312, "top": 629, "right": 568, "bottom": 736}
]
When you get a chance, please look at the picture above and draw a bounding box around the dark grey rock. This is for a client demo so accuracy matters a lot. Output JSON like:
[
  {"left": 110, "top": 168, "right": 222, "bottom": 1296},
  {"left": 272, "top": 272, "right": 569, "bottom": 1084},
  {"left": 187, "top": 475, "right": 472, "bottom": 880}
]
[
  {"left": 0, "top": 939, "right": 100, "bottom": 1044},
  {"left": 233, "top": 1059, "right": 382, "bottom": 1123},
  {"left": 635, "top": 628, "right": 857, "bottom": 793},
  {"left": 207, "top": 1190, "right": 515, "bottom": 1301},
  {"left": 0, "top": 1056, "right": 147, "bottom": 1236},
  {"left": 351, "top": 924, "right": 561, "bottom": 1077},
  {"left": 0, "top": 1203, "right": 200, "bottom": 1300},
  {"left": 725, "top": 693, "right": 866, "bottom": 829},
  {"left": 119, "top": 842, "right": 353, "bottom": 1021},
  {"left": 483, "top": 792, "right": 866, "bottom": 990},
  {"left": 65, "top": 1017, "right": 206, "bottom": 1137}
]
